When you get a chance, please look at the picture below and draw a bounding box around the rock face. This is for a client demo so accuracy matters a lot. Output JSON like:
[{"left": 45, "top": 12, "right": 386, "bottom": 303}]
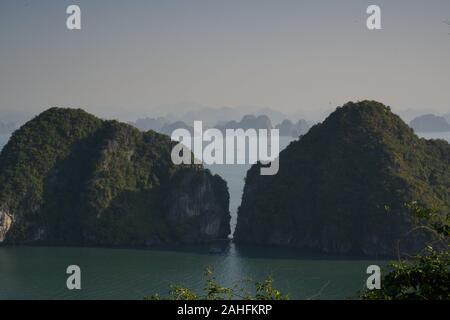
[
  {"left": 234, "top": 101, "right": 450, "bottom": 257},
  {"left": 0, "top": 108, "right": 230, "bottom": 246},
  {"left": 409, "top": 114, "right": 450, "bottom": 132},
  {"left": 0, "top": 209, "right": 13, "bottom": 242}
]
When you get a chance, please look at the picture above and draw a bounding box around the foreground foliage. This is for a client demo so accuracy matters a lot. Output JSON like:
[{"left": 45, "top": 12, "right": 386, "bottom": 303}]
[
  {"left": 361, "top": 247, "right": 449, "bottom": 300},
  {"left": 361, "top": 202, "right": 449, "bottom": 300},
  {"left": 145, "top": 267, "right": 289, "bottom": 300}
]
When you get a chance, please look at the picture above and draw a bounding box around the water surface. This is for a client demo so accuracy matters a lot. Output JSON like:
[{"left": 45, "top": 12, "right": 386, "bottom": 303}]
[{"left": 0, "top": 244, "right": 385, "bottom": 300}]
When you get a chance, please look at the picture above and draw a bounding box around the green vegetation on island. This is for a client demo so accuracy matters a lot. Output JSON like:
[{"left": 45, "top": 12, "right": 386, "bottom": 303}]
[
  {"left": 0, "top": 107, "right": 230, "bottom": 245},
  {"left": 235, "top": 101, "right": 450, "bottom": 257}
]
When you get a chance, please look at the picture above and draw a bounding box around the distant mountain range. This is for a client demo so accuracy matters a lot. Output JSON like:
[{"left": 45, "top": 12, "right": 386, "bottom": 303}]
[
  {"left": 149, "top": 104, "right": 289, "bottom": 127},
  {"left": 409, "top": 114, "right": 450, "bottom": 132},
  {"left": 215, "top": 115, "right": 272, "bottom": 132},
  {"left": 130, "top": 114, "right": 312, "bottom": 138},
  {"left": 275, "top": 119, "right": 310, "bottom": 137}
]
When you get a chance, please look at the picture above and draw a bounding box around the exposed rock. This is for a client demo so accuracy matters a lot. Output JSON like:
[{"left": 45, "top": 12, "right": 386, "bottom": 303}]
[{"left": 0, "top": 209, "right": 13, "bottom": 242}]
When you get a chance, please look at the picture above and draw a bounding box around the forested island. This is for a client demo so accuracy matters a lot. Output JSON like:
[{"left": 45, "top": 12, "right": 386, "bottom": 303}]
[{"left": 0, "top": 108, "right": 230, "bottom": 246}]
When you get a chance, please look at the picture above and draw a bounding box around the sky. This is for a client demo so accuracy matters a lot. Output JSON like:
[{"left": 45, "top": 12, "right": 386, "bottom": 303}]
[{"left": 0, "top": 0, "right": 450, "bottom": 121}]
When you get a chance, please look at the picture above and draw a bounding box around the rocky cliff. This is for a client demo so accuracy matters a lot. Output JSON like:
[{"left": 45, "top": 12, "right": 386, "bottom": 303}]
[
  {"left": 234, "top": 101, "right": 450, "bottom": 257},
  {"left": 0, "top": 107, "right": 230, "bottom": 246}
]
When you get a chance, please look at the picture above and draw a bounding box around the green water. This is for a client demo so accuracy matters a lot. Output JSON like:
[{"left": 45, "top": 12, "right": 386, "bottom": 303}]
[{"left": 0, "top": 244, "right": 386, "bottom": 300}]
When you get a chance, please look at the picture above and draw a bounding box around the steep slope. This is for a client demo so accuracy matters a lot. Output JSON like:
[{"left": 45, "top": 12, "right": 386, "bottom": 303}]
[
  {"left": 0, "top": 107, "right": 230, "bottom": 245},
  {"left": 234, "top": 101, "right": 450, "bottom": 256}
]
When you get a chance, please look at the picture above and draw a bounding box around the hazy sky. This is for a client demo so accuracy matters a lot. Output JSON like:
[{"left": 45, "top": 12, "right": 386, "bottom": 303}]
[{"left": 1, "top": 0, "right": 450, "bottom": 120}]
